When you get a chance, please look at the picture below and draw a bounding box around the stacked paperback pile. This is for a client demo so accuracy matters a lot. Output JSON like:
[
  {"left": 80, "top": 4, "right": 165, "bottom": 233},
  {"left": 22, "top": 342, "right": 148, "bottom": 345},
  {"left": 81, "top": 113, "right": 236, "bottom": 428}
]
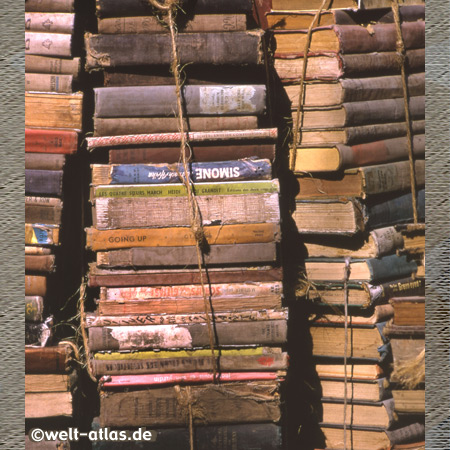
[
  {"left": 266, "top": 0, "right": 425, "bottom": 448},
  {"left": 83, "top": 1, "right": 287, "bottom": 448},
  {"left": 25, "top": 0, "right": 83, "bottom": 444}
]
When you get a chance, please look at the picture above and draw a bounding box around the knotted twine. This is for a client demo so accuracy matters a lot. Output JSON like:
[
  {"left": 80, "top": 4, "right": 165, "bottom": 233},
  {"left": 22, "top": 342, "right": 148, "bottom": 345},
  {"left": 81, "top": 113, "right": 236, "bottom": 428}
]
[{"left": 390, "top": 0, "right": 418, "bottom": 223}]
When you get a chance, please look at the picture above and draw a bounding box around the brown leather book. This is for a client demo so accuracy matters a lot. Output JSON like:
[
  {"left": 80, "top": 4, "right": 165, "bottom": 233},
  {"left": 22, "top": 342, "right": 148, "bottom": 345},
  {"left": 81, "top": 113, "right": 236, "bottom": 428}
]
[
  {"left": 25, "top": 255, "right": 56, "bottom": 273},
  {"left": 25, "top": 344, "right": 73, "bottom": 373},
  {"left": 25, "top": 153, "right": 66, "bottom": 170},
  {"left": 25, "top": 275, "right": 47, "bottom": 296}
]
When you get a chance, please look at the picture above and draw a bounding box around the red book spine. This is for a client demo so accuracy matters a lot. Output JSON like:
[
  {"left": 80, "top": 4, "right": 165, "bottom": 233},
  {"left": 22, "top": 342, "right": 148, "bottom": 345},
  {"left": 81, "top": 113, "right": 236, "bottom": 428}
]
[
  {"left": 101, "top": 372, "right": 281, "bottom": 388},
  {"left": 25, "top": 128, "right": 79, "bottom": 154}
]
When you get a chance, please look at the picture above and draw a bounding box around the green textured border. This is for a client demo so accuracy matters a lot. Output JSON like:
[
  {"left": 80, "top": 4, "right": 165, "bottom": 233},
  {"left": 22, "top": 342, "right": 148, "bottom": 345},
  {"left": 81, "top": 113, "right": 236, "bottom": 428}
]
[
  {"left": 425, "top": 0, "right": 450, "bottom": 447},
  {"left": 0, "top": 1, "right": 25, "bottom": 448}
]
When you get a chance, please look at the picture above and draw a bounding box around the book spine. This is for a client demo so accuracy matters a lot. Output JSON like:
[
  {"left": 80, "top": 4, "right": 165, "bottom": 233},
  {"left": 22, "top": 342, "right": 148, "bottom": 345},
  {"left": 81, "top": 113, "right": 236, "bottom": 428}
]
[
  {"left": 25, "top": 128, "right": 79, "bottom": 154},
  {"left": 26, "top": 73, "right": 73, "bottom": 93},
  {"left": 369, "top": 277, "right": 425, "bottom": 304},
  {"left": 102, "top": 282, "right": 282, "bottom": 300},
  {"left": 86, "top": 309, "right": 287, "bottom": 327},
  {"left": 338, "top": 134, "right": 425, "bottom": 169},
  {"left": 367, "top": 255, "right": 417, "bottom": 282},
  {"left": 87, "top": 128, "right": 278, "bottom": 149},
  {"left": 97, "top": 296, "right": 282, "bottom": 316},
  {"left": 386, "top": 422, "right": 425, "bottom": 445},
  {"left": 92, "top": 159, "right": 272, "bottom": 185},
  {"left": 93, "top": 116, "right": 258, "bottom": 137},
  {"left": 25, "top": 154, "right": 66, "bottom": 170},
  {"left": 88, "top": 267, "right": 284, "bottom": 287},
  {"left": 25, "top": 32, "right": 72, "bottom": 58},
  {"left": 25, "top": 224, "right": 60, "bottom": 246},
  {"left": 361, "top": 160, "right": 425, "bottom": 197},
  {"left": 25, "top": 255, "right": 56, "bottom": 273},
  {"left": 25, "top": 296, "right": 44, "bottom": 322},
  {"left": 25, "top": 55, "right": 80, "bottom": 78},
  {"left": 25, "top": 346, "right": 70, "bottom": 373},
  {"left": 95, "top": 0, "right": 253, "bottom": 17},
  {"left": 25, "top": 275, "right": 47, "bottom": 296},
  {"left": 94, "top": 85, "right": 266, "bottom": 118},
  {"left": 25, "top": 196, "right": 63, "bottom": 207},
  {"left": 25, "top": 13, "right": 75, "bottom": 33},
  {"left": 336, "top": 22, "right": 424, "bottom": 54},
  {"left": 86, "top": 223, "right": 280, "bottom": 250},
  {"left": 25, "top": 246, "right": 52, "bottom": 255},
  {"left": 99, "top": 382, "right": 281, "bottom": 427},
  {"left": 92, "top": 353, "right": 289, "bottom": 376},
  {"left": 94, "top": 193, "right": 280, "bottom": 229},
  {"left": 88, "top": 320, "right": 288, "bottom": 351},
  {"left": 25, "top": 169, "right": 63, "bottom": 196},
  {"left": 25, "top": 0, "right": 74, "bottom": 12},
  {"left": 26, "top": 205, "right": 63, "bottom": 225},
  {"left": 98, "top": 14, "right": 247, "bottom": 34},
  {"left": 97, "top": 243, "right": 277, "bottom": 267},
  {"left": 369, "top": 227, "right": 404, "bottom": 256},
  {"left": 25, "top": 93, "right": 83, "bottom": 130},
  {"left": 85, "top": 31, "right": 264, "bottom": 69},
  {"left": 108, "top": 144, "right": 276, "bottom": 164}
]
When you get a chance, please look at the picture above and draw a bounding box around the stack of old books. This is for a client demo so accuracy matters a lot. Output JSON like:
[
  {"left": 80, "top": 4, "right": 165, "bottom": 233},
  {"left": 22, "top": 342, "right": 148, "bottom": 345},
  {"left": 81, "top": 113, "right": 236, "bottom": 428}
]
[
  {"left": 84, "top": 1, "right": 287, "bottom": 448},
  {"left": 266, "top": 0, "right": 425, "bottom": 448}
]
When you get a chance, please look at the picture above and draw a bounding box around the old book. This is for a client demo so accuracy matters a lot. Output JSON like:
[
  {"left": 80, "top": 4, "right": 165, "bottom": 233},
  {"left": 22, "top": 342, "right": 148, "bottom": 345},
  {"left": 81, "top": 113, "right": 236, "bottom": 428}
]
[
  {"left": 98, "top": 14, "right": 247, "bottom": 34},
  {"left": 320, "top": 422, "right": 424, "bottom": 450},
  {"left": 94, "top": 85, "right": 266, "bottom": 118},
  {"left": 311, "top": 304, "right": 394, "bottom": 326},
  {"left": 322, "top": 398, "right": 396, "bottom": 428},
  {"left": 99, "top": 381, "right": 281, "bottom": 427},
  {"left": 91, "top": 159, "right": 272, "bottom": 185},
  {"left": 25, "top": 92, "right": 83, "bottom": 130},
  {"left": 25, "top": 224, "right": 60, "bottom": 246},
  {"left": 285, "top": 73, "right": 425, "bottom": 108},
  {"left": 25, "top": 246, "right": 52, "bottom": 255},
  {"left": 108, "top": 143, "right": 276, "bottom": 164},
  {"left": 26, "top": 196, "right": 63, "bottom": 224},
  {"left": 95, "top": 0, "right": 253, "bottom": 17},
  {"left": 293, "top": 189, "right": 424, "bottom": 235},
  {"left": 25, "top": 374, "right": 71, "bottom": 393},
  {"left": 85, "top": 31, "right": 264, "bottom": 69},
  {"left": 274, "top": 48, "right": 424, "bottom": 82},
  {"left": 25, "top": 344, "right": 73, "bottom": 373},
  {"left": 316, "top": 363, "right": 384, "bottom": 380},
  {"left": 25, "top": 0, "right": 75, "bottom": 12},
  {"left": 88, "top": 263, "right": 283, "bottom": 287},
  {"left": 25, "top": 12, "right": 75, "bottom": 33},
  {"left": 86, "top": 223, "right": 280, "bottom": 251},
  {"left": 87, "top": 309, "right": 287, "bottom": 327},
  {"left": 93, "top": 116, "right": 258, "bottom": 136},
  {"left": 392, "top": 389, "right": 424, "bottom": 414},
  {"left": 25, "top": 296, "right": 44, "bottom": 322},
  {"left": 26, "top": 317, "right": 53, "bottom": 347},
  {"left": 320, "top": 377, "right": 390, "bottom": 402},
  {"left": 101, "top": 282, "right": 282, "bottom": 301},
  {"left": 390, "top": 297, "right": 425, "bottom": 326},
  {"left": 296, "top": 160, "right": 424, "bottom": 199},
  {"left": 25, "top": 32, "right": 72, "bottom": 58},
  {"left": 26, "top": 73, "right": 73, "bottom": 93},
  {"left": 293, "top": 134, "right": 425, "bottom": 172},
  {"left": 25, "top": 255, "right": 56, "bottom": 273},
  {"left": 25, "top": 55, "right": 80, "bottom": 78},
  {"left": 25, "top": 128, "right": 79, "bottom": 154},
  {"left": 274, "top": 22, "right": 424, "bottom": 57},
  {"left": 25, "top": 154, "right": 66, "bottom": 170},
  {"left": 304, "top": 254, "right": 417, "bottom": 283},
  {"left": 392, "top": 442, "right": 425, "bottom": 450},
  {"left": 303, "top": 226, "right": 404, "bottom": 259},
  {"left": 310, "top": 323, "right": 388, "bottom": 359},
  {"left": 291, "top": 96, "right": 424, "bottom": 129},
  {"left": 267, "top": 5, "right": 425, "bottom": 29},
  {"left": 26, "top": 169, "right": 63, "bottom": 196},
  {"left": 96, "top": 295, "right": 282, "bottom": 316},
  {"left": 91, "top": 422, "right": 282, "bottom": 450},
  {"left": 88, "top": 320, "right": 288, "bottom": 351},
  {"left": 102, "top": 372, "right": 283, "bottom": 388},
  {"left": 300, "top": 276, "right": 425, "bottom": 308},
  {"left": 295, "top": 120, "right": 425, "bottom": 147},
  {"left": 92, "top": 347, "right": 288, "bottom": 375},
  {"left": 96, "top": 243, "right": 278, "bottom": 268},
  {"left": 25, "top": 392, "right": 72, "bottom": 419},
  {"left": 25, "top": 275, "right": 47, "bottom": 297},
  {"left": 271, "top": 0, "right": 423, "bottom": 9}
]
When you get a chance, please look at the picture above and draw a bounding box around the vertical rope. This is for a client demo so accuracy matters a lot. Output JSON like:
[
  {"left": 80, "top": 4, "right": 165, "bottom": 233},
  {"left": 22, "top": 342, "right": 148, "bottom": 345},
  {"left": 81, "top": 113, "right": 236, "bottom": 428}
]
[
  {"left": 390, "top": 0, "right": 418, "bottom": 223},
  {"left": 343, "top": 257, "right": 351, "bottom": 450},
  {"left": 289, "top": 0, "right": 331, "bottom": 171}
]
